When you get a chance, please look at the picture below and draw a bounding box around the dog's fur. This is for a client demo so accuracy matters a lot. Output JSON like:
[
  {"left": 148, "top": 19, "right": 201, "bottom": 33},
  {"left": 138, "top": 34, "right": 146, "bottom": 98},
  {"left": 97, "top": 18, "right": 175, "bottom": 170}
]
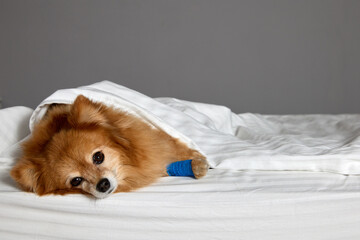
[{"left": 11, "top": 95, "right": 208, "bottom": 198}]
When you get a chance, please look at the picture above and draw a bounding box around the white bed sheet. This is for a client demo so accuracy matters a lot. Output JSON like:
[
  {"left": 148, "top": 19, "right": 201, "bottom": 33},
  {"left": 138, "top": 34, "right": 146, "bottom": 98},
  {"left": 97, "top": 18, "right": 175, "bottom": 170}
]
[
  {"left": 1, "top": 167, "right": 360, "bottom": 239},
  {"left": 2, "top": 106, "right": 360, "bottom": 239}
]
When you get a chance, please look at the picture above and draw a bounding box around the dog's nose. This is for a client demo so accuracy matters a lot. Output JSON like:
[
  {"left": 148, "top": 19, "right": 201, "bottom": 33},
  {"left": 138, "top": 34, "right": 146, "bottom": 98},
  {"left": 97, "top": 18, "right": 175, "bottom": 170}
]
[{"left": 96, "top": 178, "right": 111, "bottom": 193}]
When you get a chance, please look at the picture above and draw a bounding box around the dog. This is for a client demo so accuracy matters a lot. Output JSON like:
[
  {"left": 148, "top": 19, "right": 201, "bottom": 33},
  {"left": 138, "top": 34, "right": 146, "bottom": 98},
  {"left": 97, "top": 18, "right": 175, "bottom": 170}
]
[{"left": 11, "top": 95, "right": 208, "bottom": 198}]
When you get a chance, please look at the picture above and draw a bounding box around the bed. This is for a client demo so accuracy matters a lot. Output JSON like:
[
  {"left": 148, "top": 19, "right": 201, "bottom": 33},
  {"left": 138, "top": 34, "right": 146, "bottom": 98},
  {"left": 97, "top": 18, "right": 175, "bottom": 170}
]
[{"left": 1, "top": 82, "right": 360, "bottom": 239}]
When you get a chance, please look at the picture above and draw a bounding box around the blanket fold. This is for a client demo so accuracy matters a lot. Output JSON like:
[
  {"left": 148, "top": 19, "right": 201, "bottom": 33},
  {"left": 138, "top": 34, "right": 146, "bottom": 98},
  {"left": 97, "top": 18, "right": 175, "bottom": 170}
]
[{"left": 30, "top": 81, "right": 360, "bottom": 175}]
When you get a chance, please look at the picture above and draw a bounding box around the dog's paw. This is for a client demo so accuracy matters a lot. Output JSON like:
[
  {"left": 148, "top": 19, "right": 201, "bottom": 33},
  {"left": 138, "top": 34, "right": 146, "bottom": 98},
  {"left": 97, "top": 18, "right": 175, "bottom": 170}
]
[{"left": 191, "top": 157, "right": 209, "bottom": 179}]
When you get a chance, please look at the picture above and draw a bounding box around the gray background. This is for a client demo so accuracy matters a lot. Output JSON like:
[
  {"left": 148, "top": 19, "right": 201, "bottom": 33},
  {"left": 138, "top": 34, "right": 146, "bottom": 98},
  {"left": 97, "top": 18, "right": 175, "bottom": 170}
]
[{"left": 1, "top": 0, "right": 359, "bottom": 114}]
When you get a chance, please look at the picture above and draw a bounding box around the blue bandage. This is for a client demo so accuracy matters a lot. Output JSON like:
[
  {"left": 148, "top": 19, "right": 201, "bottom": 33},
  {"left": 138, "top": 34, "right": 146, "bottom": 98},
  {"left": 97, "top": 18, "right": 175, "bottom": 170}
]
[{"left": 167, "top": 159, "right": 195, "bottom": 178}]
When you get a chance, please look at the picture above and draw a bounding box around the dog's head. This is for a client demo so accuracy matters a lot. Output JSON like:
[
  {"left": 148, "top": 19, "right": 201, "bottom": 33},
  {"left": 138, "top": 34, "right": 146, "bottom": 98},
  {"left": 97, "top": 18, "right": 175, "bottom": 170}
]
[{"left": 11, "top": 95, "right": 147, "bottom": 198}]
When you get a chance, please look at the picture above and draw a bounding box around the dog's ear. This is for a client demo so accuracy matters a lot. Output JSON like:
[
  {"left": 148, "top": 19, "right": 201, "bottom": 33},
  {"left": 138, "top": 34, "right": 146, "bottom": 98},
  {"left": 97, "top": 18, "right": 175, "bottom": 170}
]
[
  {"left": 11, "top": 157, "right": 44, "bottom": 194},
  {"left": 69, "top": 95, "right": 107, "bottom": 126},
  {"left": 10, "top": 157, "right": 53, "bottom": 195}
]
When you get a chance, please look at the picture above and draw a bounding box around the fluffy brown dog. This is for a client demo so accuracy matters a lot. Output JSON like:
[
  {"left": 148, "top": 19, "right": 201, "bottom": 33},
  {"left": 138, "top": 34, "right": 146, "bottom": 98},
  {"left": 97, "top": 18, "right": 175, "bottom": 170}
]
[{"left": 11, "top": 95, "right": 208, "bottom": 198}]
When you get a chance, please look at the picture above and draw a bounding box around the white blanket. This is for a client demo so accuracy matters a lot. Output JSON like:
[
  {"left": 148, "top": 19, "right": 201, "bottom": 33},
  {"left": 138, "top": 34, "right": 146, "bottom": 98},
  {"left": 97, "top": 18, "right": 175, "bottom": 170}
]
[{"left": 30, "top": 81, "right": 360, "bottom": 175}]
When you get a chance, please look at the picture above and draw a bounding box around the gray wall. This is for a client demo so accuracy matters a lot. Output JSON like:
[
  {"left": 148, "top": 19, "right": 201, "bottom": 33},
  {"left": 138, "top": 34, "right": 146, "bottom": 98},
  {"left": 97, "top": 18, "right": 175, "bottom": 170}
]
[{"left": 1, "top": 0, "right": 359, "bottom": 114}]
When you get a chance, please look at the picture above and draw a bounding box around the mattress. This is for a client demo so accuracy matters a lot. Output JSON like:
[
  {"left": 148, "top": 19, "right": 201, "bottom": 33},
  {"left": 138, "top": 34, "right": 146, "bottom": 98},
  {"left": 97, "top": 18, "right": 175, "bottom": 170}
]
[{"left": 1, "top": 102, "right": 360, "bottom": 239}]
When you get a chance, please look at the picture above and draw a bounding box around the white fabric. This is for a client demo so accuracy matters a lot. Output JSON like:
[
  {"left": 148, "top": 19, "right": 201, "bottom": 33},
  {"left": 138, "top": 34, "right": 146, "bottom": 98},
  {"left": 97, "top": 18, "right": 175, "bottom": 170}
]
[
  {"left": 2, "top": 103, "right": 360, "bottom": 239},
  {"left": 1, "top": 166, "right": 360, "bottom": 239},
  {"left": 30, "top": 81, "right": 360, "bottom": 174},
  {"left": 0, "top": 106, "right": 33, "bottom": 158}
]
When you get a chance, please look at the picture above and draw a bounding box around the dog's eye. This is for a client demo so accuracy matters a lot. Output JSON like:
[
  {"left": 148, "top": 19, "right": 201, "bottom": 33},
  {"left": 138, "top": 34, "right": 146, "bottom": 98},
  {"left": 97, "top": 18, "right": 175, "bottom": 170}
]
[
  {"left": 70, "top": 177, "right": 83, "bottom": 187},
  {"left": 93, "top": 151, "right": 104, "bottom": 165}
]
